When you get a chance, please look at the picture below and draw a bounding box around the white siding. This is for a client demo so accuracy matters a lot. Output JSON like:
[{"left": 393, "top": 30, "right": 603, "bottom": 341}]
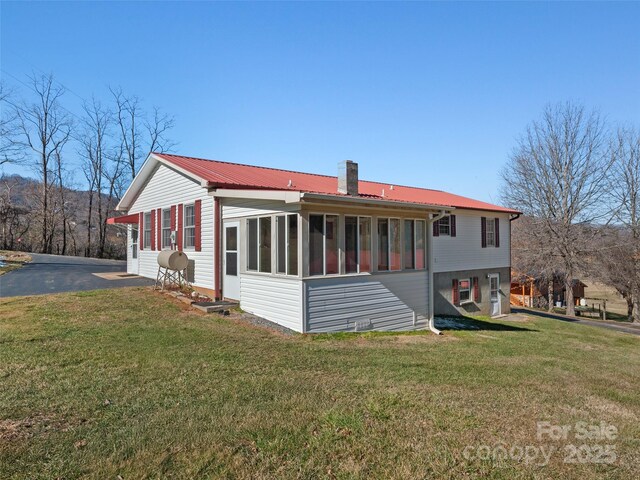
[
  {"left": 304, "top": 271, "right": 429, "bottom": 333},
  {"left": 128, "top": 164, "right": 215, "bottom": 289},
  {"left": 240, "top": 274, "right": 303, "bottom": 332},
  {"left": 433, "top": 210, "right": 510, "bottom": 273},
  {"left": 222, "top": 198, "right": 298, "bottom": 219}
]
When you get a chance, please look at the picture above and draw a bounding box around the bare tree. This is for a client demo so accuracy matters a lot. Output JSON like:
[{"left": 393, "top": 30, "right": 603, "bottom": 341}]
[
  {"left": 0, "top": 83, "right": 25, "bottom": 167},
  {"left": 609, "top": 128, "right": 640, "bottom": 322},
  {"left": 501, "top": 103, "right": 612, "bottom": 316},
  {"left": 111, "top": 86, "right": 174, "bottom": 181},
  {"left": 15, "top": 74, "right": 72, "bottom": 253}
]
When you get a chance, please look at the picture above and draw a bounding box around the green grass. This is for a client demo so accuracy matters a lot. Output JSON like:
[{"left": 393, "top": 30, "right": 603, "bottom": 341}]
[{"left": 1, "top": 288, "right": 639, "bottom": 479}]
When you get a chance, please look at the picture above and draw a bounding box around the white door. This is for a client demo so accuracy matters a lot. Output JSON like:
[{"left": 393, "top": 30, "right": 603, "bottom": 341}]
[
  {"left": 489, "top": 273, "right": 501, "bottom": 316},
  {"left": 223, "top": 221, "right": 240, "bottom": 300},
  {"left": 130, "top": 226, "right": 139, "bottom": 274}
]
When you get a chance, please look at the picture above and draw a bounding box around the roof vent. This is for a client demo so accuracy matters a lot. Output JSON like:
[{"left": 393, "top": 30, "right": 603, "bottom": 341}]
[
  {"left": 287, "top": 179, "right": 294, "bottom": 188},
  {"left": 338, "top": 160, "right": 358, "bottom": 196}
]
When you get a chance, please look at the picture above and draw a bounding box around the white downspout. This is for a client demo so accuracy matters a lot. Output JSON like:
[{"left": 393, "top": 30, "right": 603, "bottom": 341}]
[{"left": 427, "top": 209, "right": 448, "bottom": 335}]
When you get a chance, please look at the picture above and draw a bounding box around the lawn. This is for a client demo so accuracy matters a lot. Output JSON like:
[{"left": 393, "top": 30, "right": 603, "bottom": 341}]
[{"left": 1, "top": 288, "right": 639, "bottom": 479}]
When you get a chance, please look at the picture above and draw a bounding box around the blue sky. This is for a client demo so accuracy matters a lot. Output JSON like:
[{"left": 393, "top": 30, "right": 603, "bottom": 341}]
[{"left": 2, "top": 1, "right": 639, "bottom": 204}]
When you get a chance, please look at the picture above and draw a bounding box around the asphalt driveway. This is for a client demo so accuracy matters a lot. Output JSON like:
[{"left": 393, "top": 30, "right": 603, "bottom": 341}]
[{"left": 0, "top": 253, "right": 154, "bottom": 297}]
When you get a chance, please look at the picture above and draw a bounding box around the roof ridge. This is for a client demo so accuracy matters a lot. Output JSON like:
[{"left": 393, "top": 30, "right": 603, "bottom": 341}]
[{"left": 154, "top": 152, "right": 451, "bottom": 195}]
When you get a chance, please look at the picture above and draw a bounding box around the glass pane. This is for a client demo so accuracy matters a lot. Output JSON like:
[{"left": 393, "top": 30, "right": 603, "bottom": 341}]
[
  {"left": 276, "top": 216, "right": 286, "bottom": 274},
  {"left": 247, "top": 219, "right": 258, "bottom": 271},
  {"left": 288, "top": 214, "right": 298, "bottom": 276},
  {"left": 345, "top": 216, "right": 358, "bottom": 273},
  {"left": 377, "top": 218, "right": 389, "bottom": 271},
  {"left": 415, "top": 220, "right": 425, "bottom": 269},
  {"left": 325, "top": 215, "right": 339, "bottom": 275},
  {"left": 359, "top": 217, "right": 371, "bottom": 273},
  {"left": 390, "top": 218, "right": 401, "bottom": 271},
  {"left": 309, "top": 215, "right": 324, "bottom": 276},
  {"left": 225, "top": 252, "right": 238, "bottom": 276},
  {"left": 259, "top": 217, "right": 271, "bottom": 273},
  {"left": 403, "top": 220, "right": 415, "bottom": 269},
  {"left": 439, "top": 216, "right": 450, "bottom": 235},
  {"left": 163, "top": 209, "right": 171, "bottom": 228},
  {"left": 226, "top": 227, "right": 237, "bottom": 251}
]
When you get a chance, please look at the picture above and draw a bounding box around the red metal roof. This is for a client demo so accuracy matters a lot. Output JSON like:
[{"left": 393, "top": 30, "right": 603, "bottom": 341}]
[{"left": 156, "top": 153, "right": 519, "bottom": 214}]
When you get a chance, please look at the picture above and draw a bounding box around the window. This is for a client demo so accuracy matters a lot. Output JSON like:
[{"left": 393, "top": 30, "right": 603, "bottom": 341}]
[
  {"left": 403, "top": 219, "right": 426, "bottom": 270},
  {"left": 377, "top": 218, "right": 389, "bottom": 271},
  {"left": 415, "top": 220, "right": 426, "bottom": 269},
  {"left": 359, "top": 217, "right": 372, "bottom": 273},
  {"left": 459, "top": 278, "right": 471, "bottom": 304},
  {"left": 259, "top": 217, "right": 271, "bottom": 273},
  {"left": 378, "top": 218, "right": 401, "bottom": 271},
  {"left": 225, "top": 227, "right": 238, "bottom": 276},
  {"left": 162, "top": 208, "right": 172, "bottom": 248},
  {"left": 439, "top": 216, "right": 450, "bottom": 236},
  {"left": 403, "top": 220, "right": 415, "bottom": 269},
  {"left": 143, "top": 212, "right": 151, "bottom": 248},
  {"left": 184, "top": 204, "right": 195, "bottom": 248},
  {"left": 276, "top": 214, "right": 298, "bottom": 276},
  {"left": 486, "top": 218, "right": 495, "bottom": 247},
  {"left": 246, "top": 216, "right": 273, "bottom": 273},
  {"left": 247, "top": 218, "right": 258, "bottom": 271},
  {"left": 343, "top": 216, "right": 372, "bottom": 274},
  {"left": 309, "top": 214, "right": 339, "bottom": 276}
]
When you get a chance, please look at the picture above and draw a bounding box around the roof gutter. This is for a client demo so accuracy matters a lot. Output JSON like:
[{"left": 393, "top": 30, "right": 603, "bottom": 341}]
[
  {"left": 299, "top": 192, "right": 455, "bottom": 212},
  {"left": 427, "top": 209, "right": 448, "bottom": 335}
]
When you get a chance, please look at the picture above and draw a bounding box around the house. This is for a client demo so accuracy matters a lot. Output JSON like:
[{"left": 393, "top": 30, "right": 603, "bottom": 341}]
[
  {"left": 510, "top": 273, "right": 587, "bottom": 308},
  {"left": 109, "top": 153, "right": 520, "bottom": 333}
]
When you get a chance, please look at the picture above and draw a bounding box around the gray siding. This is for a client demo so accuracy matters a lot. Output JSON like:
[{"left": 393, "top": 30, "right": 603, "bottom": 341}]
[
  {"left": 305, "top": 271, "right": 429, "bottom": 333},
  {"left": 240, "top": 274, "right": 303, "bottom": 332}
]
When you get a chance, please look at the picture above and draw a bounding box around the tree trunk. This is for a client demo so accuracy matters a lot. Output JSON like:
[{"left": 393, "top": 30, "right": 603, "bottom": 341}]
[
  {"left": 565, "top": 276, "right": 576, "bottom": 317},
  {"left": 548, "top": 279, "right": 553, "bottom": 312}
]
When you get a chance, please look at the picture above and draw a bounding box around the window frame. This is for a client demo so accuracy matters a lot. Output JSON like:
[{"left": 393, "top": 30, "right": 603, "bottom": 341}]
[
  {"left": 458, "top": 278, "right": 472, "bottom": 304},
  {"left": 183, "top": 203, "right": 196, "bottom": 250},
  {"left": 438, "top": 215, "right": 451, "bottom": 236},
  {"left": 162, "top": 208, "right": 172, "bottom": 249},
  {"left": 377, "top": 217, "right": 402, "bottom": 272},
  {"left": 486, "top": 217, "right": 496, "bottom": 247},
  {"left": 344, "top": 215, "right": 372, "bottom": 275},
  {"left": 308, "top": 212, "right": 341, "bottom": 277},
  {"left": 275, "top": 213, "right": 298, "bottom": 276},
  {"left": 143, "top": 212, "right": 151, "bottom": 248}
]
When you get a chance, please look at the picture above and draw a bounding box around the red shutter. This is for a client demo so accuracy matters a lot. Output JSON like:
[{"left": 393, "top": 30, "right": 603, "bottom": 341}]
[
  {"left": 433, "top": 219, "right": 440, "bottom": 237},
  {"left": 194, "top": 199, "right": 202, "bottom": 252},
  {"left": 150, "top": 211, "right": 156, "bottom": 250},
  {"left": 473, "top": 277, "right": 479, "bottom": 302},
  {"left": 450, "top": 215, "right": 457, "bottom": 237},
  {"left": 481, "top": 217, "right": 487, "bottom": 248},
  {"left": 170, "top": 206, "right": 176, "bottom": 230},
  {"left": 494, "top": 218, "right": 500, "bottom": 248},
  {"left": 452, "top": 279, "right": 459, "bottom": 305},
  {"left": 177, "top": 204, "right": 183, "bottom": 251},
  {"left": 156, "top": 208, "right": 161, "bottom": 250},
  {"left": 139, "top": 212, "right": 144, "bottom": 250}
]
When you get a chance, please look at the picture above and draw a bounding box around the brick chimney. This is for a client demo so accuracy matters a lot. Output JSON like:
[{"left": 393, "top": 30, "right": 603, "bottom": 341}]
[{"left": 338, "top": 160, "right": 358, "bottom": 196}]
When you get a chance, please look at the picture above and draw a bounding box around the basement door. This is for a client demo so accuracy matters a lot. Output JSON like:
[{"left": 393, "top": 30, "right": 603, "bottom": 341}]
[
  {"left": 489, "top": 273, "right": 501, "bottom": 316},
  {"left": 223, "top": 221, "right": 240, "bottom": 301}
]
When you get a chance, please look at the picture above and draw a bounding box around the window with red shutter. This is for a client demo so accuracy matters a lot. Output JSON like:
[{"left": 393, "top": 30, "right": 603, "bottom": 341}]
[
  {"left": 452, "top": 279, "right": 459, "bottom": 305},
  {"left": 177, "top": 203, "right": 183, "bottom": 251},
  {"left": 481, "top": 217, "right": 487, "bottom": 248},
  {"left": 139, "top": 212, "right": 144, "bottom": 250},
  {"left": 150, "top": 211, "right": 156, "bottom": 250},
  {"left": 156, "top": 208, "right": 161, "bottom": 251},
  {"left": 194, "top": 199, "right": 202, "bottom": 252}
]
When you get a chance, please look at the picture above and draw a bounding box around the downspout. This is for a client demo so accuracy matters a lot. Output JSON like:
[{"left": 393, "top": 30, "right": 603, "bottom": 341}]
[
  {"left": 214, "top": 197, "right": 222, "bottom": 300},
  {"left": 427, "top": 209, "right": 448, "bottom": 335}
]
